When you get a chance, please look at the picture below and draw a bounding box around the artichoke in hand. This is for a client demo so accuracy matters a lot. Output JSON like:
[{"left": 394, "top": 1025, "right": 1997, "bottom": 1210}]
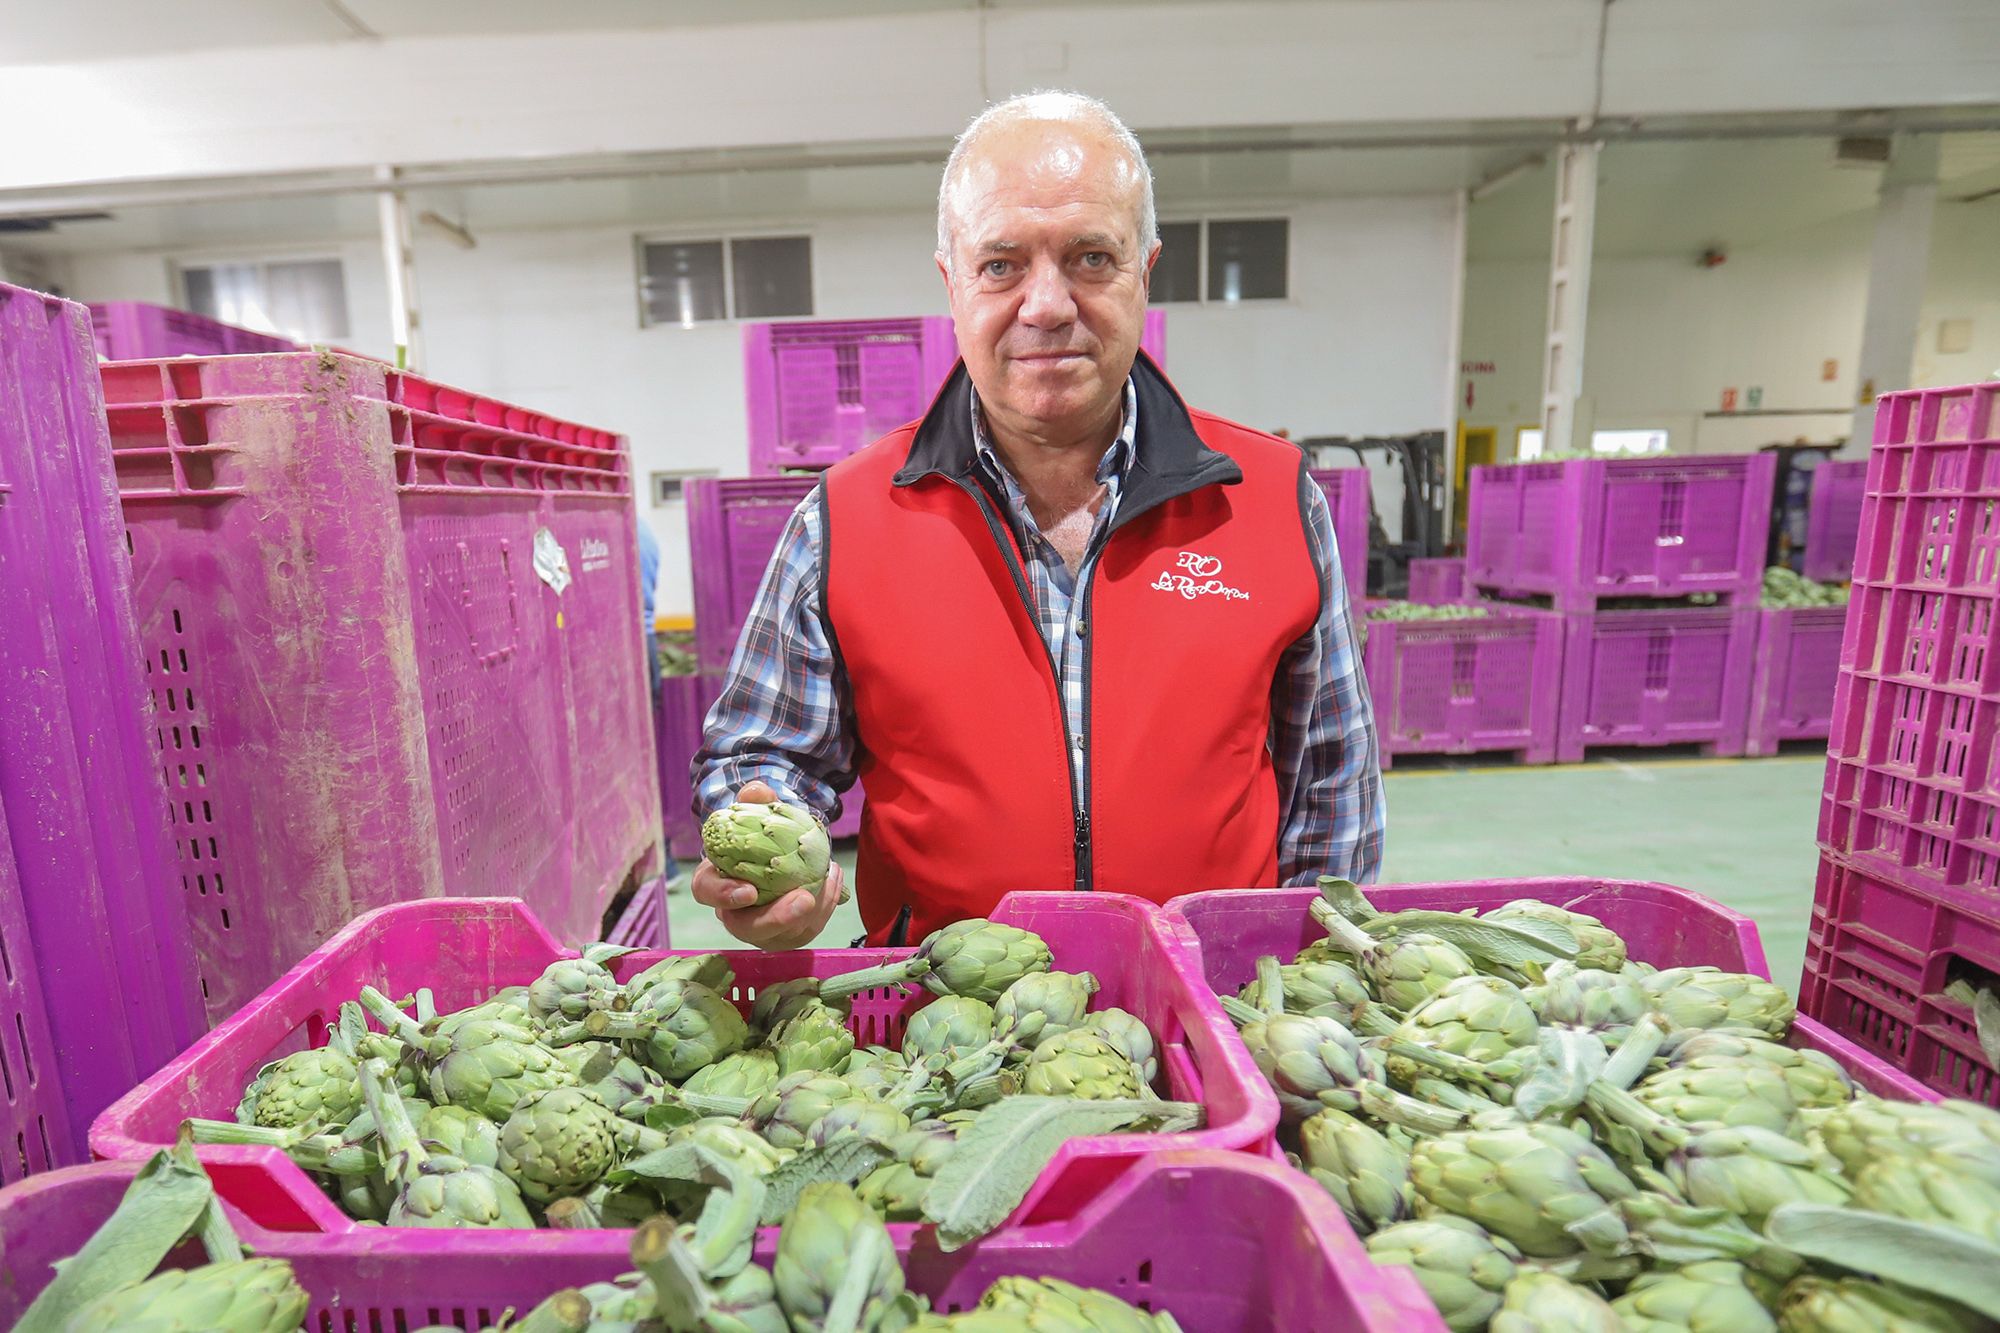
[{"left": 701, "top": 800, "right": 831, "bottom": 906}]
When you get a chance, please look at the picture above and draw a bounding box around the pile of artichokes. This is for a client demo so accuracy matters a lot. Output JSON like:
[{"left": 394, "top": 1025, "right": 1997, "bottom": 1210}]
[
  {"left": 1217, "top": 879, "right": 2000, "bottom": 1331},
  {"left": 195, "top": 917, "right": 1194, "bottom": 1250},
  {"left": 1365, "top": 600, "right": 1492, "bottom": 624},
  {"left": 1762, "top": 566, "right": 1849, "bottom": 609}
]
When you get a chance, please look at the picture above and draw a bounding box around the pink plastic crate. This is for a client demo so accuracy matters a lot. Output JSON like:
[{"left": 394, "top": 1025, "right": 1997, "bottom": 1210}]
[
  {"left": 1362, "top": 607, "right": 1560, "bottom": 768},
  {"left": 97, "top": 353, "right": 661, "bottom": 1023},
  {"left": 1465, "top": 454, "right": 1776, "bottom": 609},
  {"left": 1555, "top": 606, "right": 1758, "bottom": 762},
  {"left": 1163, "top": 881, "right": 1933, "bottom": 1104},
  {"left": 1816, "top": 381, "right": 2000, "bottom": 901},
  {"left": 743, "top": 313, "right": 1167, "bottom": 476},
  {"left": 87, "top": 302, "right": 299, "bottom": 360},
  {"left": 1801, "top": 853, "right": 2000, "bottom": 1105},
  {"left": 0, "top": 1151, "right": 1428, "bottom": 1333},
  {"left": 92, "top": 894, "right": 1276, "bottom": 1245},
  {"left": 0, "top": 286, "right": 205, "bottom": 1179},
  {"left": 687, "top": 475, "right": 817, "bottom": 674},
  {"left": 1309, "top": 467, "right": 1372, "bottom": 608},
  {"left": 1745, "top": 606, "right": 1847, "bottom": 756},
  {"left": 1405, "top": 557, "right": 1466, "bottom": 605},
  {"left": 1803, "top": 459, "right": 1868, "bottom": 583}
]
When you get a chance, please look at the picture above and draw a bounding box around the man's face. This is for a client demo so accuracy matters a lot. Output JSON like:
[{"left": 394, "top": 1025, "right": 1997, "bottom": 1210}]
[{"left": 939, "top": 121, "right": 1159, "bottom": 440}]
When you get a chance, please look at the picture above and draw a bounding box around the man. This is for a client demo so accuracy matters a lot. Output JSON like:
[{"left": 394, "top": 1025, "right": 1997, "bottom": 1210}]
[{"left": 693, "top": 91, "right": 1383, "bottom": 949}]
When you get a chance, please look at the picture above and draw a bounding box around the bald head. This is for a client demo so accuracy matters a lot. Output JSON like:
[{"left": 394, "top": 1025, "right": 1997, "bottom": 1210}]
[{"left": 937, "top": 91, "right": 1156, "bottom": 272}]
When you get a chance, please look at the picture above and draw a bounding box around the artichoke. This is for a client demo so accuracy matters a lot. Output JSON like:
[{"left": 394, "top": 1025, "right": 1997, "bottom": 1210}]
[
  {"left": 978, "top": 1275, "right": 1171, "bottom": 1331},
  {"left": 1486, "top": 899, "right": 1627, "bottom": 971},
  {"left": 60, "top": 1258, "right": 310, "bottom": 1333},
  {"left": 1526, "top": 963, "right": 1650, "bottom": 1044},
  {"left": 564, "top": 978, "right": 751, "bottom": 1082},
  {"left": 1236, "top": 1011, "right": 1458, "bottom": 1131},
  {"left": 1849, "top": 1154, "right": 2000, "bottom": 1241},
  {"left": 1239, "top": 957, "right": 1376, "bottom": 1017},
  {"left": 235, "top": 1045, "right": 361, "bottom": 1132},
  {"left": 992, "top": 970, "right": 1099, "bottom": 1053},
  {"left": 1408, "top": 1120, "right": 1637, "bottom": 1258},
  {"left": 752, "top": 1072, "right": 875, "bottom": 1151},
  {"left": 1488, "top": 1271, "right": 1625, "bottom": 1333},
  {"left": 842, "top": 1048, "right": 914, "bottom": 1099},
  {"left": 903, "top": 996, "right": 997, "bottom": 1062},
  {"left": 416, "top": 1103, "right": 502, "bottom": 1168},
  {"left": 496, "top": 1086, "right": 647, "bottom": 1202},
  {"left": 917, "top": 919, "right": 1053, "bottom": 1004},
  {"left": 750, "top": 976, "right": 823, "bottom": 1032},
  {"left": 682, "top": 1048, "right": 782, "bottom": 1102},
  {"left": 1812, "top": 1099, "right": 2000, "bottom": 1187},
  {"left": 1633, "top": 1055, "right": 1841, "bottom": 1137},
  {"left": 360, "top": 1059, "right": 535, "bottom": 1229},
  {"left": 1020, "top": 1029, "right": 1144, "bottom": 1100},
  {"left": 701, "top": 800, "right": 831, "bottom": 906},
  {"left": 623, "top": 952, "right": 734, "bottom": 1004},
  {"left": 1315, "top": 910, "right": 1480, "bottom": 1013},
  {"left": 857, "top": 1119, "right": 963, "bottom": 1221},
  {"left": 1659, "top": 1031, "right": 1852, "bottom": 1108},
  {"left": 554, "top": 1040, "right": 667, "bottom": 1121},
  {"left": 772, "top": 1182, "right": 905, "bottom": 1333},
  {"left": 1387, "top": 975, "right": 1540, "bottom": 1083},
  {"left": 1641, "top": 967, "right": 1795, "bottom": 1038},
  {"left": 1777, "top": 1277, "right": 1985, "bottom": 1332},
  {"left": 769, "top": 1000, "right": 857, "bottom": 1077},
  {"left": 1082, "top": 1007, "right": 1159, "bottom": 1084},
  {"left": 1299, "top": 1107, "right": 1415, "bottom": 1235},
  {"left": 710, "top": 1263, "right": 792, "bottom": 1333},
  {"left": 669, "top": 1117, "right": 792, "bottom": 1176},
  {"left": 361, "top": 990, "right": 580, "bottom": 1124},
  {"left": 1366, "top": 1216, "right": 1521, "bottom": 1332},
  {"left": 808, "top": 1098, "right": 913, "bottom": 1149},
  {"left": 1612, "top": 1261, "right": 1777, "bottom": 1333},
  {"left": 525, "top": 956, "right": 621, "bottom": 1022}
]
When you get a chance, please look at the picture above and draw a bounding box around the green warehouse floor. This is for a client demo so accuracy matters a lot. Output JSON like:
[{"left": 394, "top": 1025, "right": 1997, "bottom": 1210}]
[{"left": 665, "top": 750, "right": 1827, "bottom": 991}]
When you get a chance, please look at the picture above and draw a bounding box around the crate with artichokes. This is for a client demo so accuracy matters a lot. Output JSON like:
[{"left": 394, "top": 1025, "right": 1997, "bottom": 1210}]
[
  {"left": 190, "top": 907, "right": 1195, "bottom": 1253},
  {"left": 1209, "top": 878, "right": 2000, "bottom": 1332}
]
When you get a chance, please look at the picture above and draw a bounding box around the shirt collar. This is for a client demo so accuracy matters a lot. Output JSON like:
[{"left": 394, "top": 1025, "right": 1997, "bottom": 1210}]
[{"left": 971, "top": 377, "right": 1139, "bottom": 490}]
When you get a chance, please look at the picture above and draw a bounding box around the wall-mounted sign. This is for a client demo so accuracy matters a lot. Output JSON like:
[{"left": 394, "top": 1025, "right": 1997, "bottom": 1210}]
[
  {"left": 1746, "top": 386, "right": 1764, "bottom": 410},
  {"left": 1721, "top": 387, "right": 1739, "bottom": 412}
]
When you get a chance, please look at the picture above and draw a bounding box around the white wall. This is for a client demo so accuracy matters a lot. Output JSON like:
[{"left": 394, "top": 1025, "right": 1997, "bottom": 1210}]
[
  {"left": 1459, "top": 200, "right": 2000, "bottom": 458},
  {"left": 58, "top": 195, "right": 1463, "bottom": 615}
]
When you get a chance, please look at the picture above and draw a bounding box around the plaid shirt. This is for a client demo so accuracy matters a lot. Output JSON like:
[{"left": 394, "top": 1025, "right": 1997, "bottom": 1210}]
[{"left": 694, "top": 381, "right": 1385, "bottom": 886}]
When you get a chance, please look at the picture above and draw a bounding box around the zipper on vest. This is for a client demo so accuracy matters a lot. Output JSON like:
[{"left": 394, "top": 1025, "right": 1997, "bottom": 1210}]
[{"left": 948, "top": 475, "right": 1092, "bottom": 892}]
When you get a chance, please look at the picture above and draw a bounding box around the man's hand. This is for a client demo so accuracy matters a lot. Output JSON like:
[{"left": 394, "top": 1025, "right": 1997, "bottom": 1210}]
[{"left": 690, "top": 780, "right": 844, "bottom": 951}]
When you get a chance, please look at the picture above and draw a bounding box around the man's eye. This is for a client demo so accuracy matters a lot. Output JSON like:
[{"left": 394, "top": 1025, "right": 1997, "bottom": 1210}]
[
  {"left": 983, "top": 259, "right": 1011, "bottom": 278},
  {"left": 1081, "top": 252, "right": 1108, "bottom": 267}
]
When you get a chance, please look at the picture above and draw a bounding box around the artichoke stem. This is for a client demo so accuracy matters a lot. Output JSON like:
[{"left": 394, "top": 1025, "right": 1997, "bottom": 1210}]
[
  {"left": 1254, "top": 955, "right": 1287, "bottom": 1017},
  {"left": 358, "top": 1057, "right": 429, "bottom": 1186},
  {"left": 1585, "top": 1080, "right": 1690, "bottom": 1157},
  {"left": 357, "top": 985, "right": 436, "bottom": 1055},
  {"left": 1355, "top": 1081, "right": 1466, "bottom": 1136},
  {"left": 508, "top": 1289, "right": 594, "bottom": 1333},
  {"left": 817, "top": 956, "right": 934, "bottom": 1004},
  {"left": 1218, "top": 995, "right": 1266, "bottom": 1029}
]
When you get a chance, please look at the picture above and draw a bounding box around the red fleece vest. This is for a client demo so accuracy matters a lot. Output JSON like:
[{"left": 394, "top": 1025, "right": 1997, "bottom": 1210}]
[{"left": 822, "top": 398, "right": 1319, "bottom": 943}]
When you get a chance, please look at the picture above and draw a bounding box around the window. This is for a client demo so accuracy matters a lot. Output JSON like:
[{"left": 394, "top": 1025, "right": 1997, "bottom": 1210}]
[
  {"left": 649, "top": 469, "right": 716, "bottom": 505},
  {"left": 180, "top": 258, "right": 349, "bottom": 341},
  {"left": 1149, "top": 218, "right": 1289, "bottom": 305},
  {"left": 1517, "top": 427, "right": 1670, "bottom": 459},
  {"left": 638, "top": 235, "right": 813, "bottom": 326}
]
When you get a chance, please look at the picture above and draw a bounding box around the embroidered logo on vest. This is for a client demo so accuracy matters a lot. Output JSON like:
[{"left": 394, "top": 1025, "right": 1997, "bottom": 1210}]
[{"left": 1151, "top": 550, "right": 1251, "bottom": 602}]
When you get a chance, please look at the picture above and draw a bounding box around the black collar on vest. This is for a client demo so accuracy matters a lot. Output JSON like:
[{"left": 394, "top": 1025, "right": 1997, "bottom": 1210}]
[{"left": 891, "top": 350, "right": 1243, "bottom": 533}]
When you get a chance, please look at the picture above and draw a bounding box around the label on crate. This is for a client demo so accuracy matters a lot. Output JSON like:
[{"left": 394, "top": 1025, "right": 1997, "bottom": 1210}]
[
  {"left": 578, "top": 536, "right": 613, "bottom": 574},
  {"left": 533, "top": 527, "right": 573, "bottom": 594}
]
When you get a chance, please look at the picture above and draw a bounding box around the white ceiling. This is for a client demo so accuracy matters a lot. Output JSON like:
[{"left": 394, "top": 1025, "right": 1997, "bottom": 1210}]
[
  {"left": 0, "top": 0, "right": 1272, "bottom": 65},
  {"left": 8, "top": 134, "right": 1997, "bottom": 261}
]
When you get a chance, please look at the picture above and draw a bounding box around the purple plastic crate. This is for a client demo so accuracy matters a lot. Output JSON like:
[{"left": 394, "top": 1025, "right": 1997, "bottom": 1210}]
[
  {"left": 687, "top": 475, "right": 818, "bottom": 673},
  {"left": 1465, "top": 454, "right": 1776, "bottom": 609},
  {"left": 1362, "top": 607, "right": 1560, "bottom": 768},
  {"left": 1405, "top": 556, "right": 1466, "bottom": 604},
  {"left": 1163, "top": 881, "right": 1934, "bottom": 1105},
  {"left": 1555, "top": 606, "right": 1758, "bottom": 762},
  {"left": 1801, "top": 852, "right": 2000, "bottom": 1105},
  {"left": 743, "top": 312, "right": 1169, "bottom": 476},
  {"left": 0, "top": 286, "right": 206, "bottom": 1178},
  {"left": 1745, "top": 606, "right": 1846, "bottom": 756},
  {"left": 1308, "top": 467, "right": 1371, "bottom": 607},
  {"left": 0, "top": 1152, "right": 1431, "bottom": 1333},
  {"left": 93, "top": 894, "right": 1278, "bottom": 1248},
  {"left": 657, "top": 672, "right": 721, "bottom": 859},
  {"left": 96, "top": 353, "right": 661, "bottom": 1022},
  {"left": 87, "top": 302, "right": 299, "bottom": 360},
  {"left": 602, "top": 874, "right": 670, "bottom": 949},
  {"left": 1803, "top": 459, "right": 1868, "bottom": 583},
  {"left": 1814, "top": 382, "right": 2000, "bottom": 905}
]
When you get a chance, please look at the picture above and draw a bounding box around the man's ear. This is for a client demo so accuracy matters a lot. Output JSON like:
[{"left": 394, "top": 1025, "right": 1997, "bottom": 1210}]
[{"left": 1140, "top": 239, "right": 1163, "bottom": 299}]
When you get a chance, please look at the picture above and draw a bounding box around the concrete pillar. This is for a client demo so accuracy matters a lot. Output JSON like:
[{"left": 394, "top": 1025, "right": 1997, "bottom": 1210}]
[
  {"left": 1540, "top": 142, "right": 1599, "bottom": 456},
  {"left": 376, "top": 164, "right": 423, "bottom": 372},
  {"left": 1848, "top": 134, "right": 1942, "bottom": 454}
]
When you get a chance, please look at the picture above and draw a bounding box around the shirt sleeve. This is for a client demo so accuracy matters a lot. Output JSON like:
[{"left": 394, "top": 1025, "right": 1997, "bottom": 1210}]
[
  {"left": 692, "top": 488, "right": 858, "bottom": 823},
  {"left": 1270, "top": 476, "right": 1387, "bottom": 884}
]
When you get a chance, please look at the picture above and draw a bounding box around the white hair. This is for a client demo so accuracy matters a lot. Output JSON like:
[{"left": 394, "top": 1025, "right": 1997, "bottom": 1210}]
[{"left": 936, "top": 90, "right": 1157, "bottom": 270}]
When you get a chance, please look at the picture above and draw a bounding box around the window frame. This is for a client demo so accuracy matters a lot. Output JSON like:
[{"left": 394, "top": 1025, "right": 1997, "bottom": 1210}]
[
  {"left": 634, "top": 229, "right": 817, "bottom": 328},
  {"left": 171, "top": 252, "right": 353, "bottom": 341},
  {"left": 1149, "top": 215, "right": 1291, "bottom": 307}
]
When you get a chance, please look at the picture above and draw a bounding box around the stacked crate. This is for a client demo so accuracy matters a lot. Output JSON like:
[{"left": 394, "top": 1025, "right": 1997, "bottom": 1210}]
[
  {"left": 87, "top": 302, "right": 300, "bottom": 360},
  {"left": 1465, "top": 454, "right": 1774, "bottom": 762},
  {"left": 1362, "top": 606, "right": 1563, "bottom": 768},
  {"left": 1801, "top": 381, "right": 2000, "bottom": 1103},
  {"left": 100, "top": 351, "right": 662, "bottom": 1022}
]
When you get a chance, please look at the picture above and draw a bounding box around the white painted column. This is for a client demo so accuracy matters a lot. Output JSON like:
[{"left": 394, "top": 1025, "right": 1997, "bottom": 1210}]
[
  {"left": 375, "top": 164, "right": 423, "bottom": 371},
  {"left": 1847, "top": 134, "right": 1942, "bottom": 454},
  {"left": 1540, "top": 142, "right": 1599, "bottom": 456},
  {"left": 1439, "top": 186, "right": 1470, "bottom": 549}
]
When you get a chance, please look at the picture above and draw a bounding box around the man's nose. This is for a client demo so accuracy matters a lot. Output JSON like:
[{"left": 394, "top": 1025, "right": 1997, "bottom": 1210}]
[{"left": 1016, "top": 259, "right": 1077, "bottom": 330}]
